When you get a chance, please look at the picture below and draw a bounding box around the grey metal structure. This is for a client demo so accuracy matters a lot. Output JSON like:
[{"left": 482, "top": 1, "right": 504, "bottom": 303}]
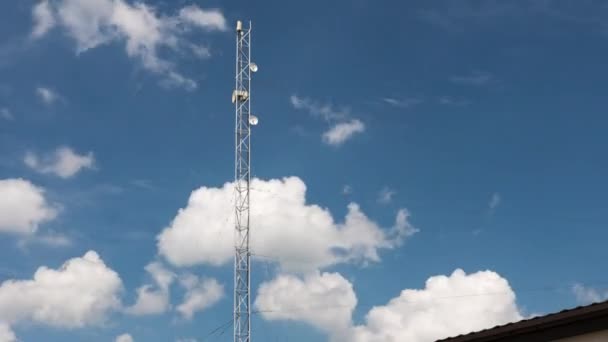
[{"left": 232, "top": 19, "right": 255, "bottom": 342}]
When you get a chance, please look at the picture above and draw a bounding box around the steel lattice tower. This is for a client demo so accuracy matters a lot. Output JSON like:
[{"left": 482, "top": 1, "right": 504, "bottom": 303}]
[{"left": 232, "top": 20, "right": 256, "bottom": 342}]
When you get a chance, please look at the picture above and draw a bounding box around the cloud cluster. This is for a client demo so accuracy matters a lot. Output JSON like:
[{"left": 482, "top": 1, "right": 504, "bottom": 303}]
[
  {"left": 290, "top": 95, "right": 366, "bottom": 146},
  {"left": 25, "top": 146, "right": 94, "bottom": 178},
  {"left": 0, "top": 178, "right": 57, "bottom": 235},
  {"left": 157, "top": 177, "right": 417, "bottom": 272},
  {"left": 126, "top": 262, "right": 224, "bottom": 319},
  {"left": 256, "top": 269, "right": 522, "bottom": 342},
  {"left": 0, "top": 251, "right": 122, "bottom": 328},
  {"left": 31, "top": 0, "right": 227, "bottom": 90}
]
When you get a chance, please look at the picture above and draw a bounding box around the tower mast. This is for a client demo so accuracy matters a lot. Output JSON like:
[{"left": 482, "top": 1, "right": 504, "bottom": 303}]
[{"left": 232, "top": 19, "right": 256, "bottom": 342}]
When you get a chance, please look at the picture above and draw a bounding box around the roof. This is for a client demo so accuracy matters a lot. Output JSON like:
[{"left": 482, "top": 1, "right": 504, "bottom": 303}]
[{"left": 438, "top": 300, "right": 608, "bottom": 342}]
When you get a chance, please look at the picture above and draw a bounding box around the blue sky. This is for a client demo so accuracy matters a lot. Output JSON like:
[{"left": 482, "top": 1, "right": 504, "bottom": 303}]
[{"left": 1, "top": 1, "right": 608, "bottom": 341}]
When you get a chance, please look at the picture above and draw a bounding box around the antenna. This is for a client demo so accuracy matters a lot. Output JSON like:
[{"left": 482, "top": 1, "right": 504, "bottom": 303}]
[{"left": 233, "top": 19, "right": 258, "bottom": 342}]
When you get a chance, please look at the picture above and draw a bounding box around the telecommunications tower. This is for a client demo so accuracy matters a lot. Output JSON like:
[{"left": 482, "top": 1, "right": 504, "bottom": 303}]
[{"left": 232, "top": 20, "right": 258, "bottom": 342}]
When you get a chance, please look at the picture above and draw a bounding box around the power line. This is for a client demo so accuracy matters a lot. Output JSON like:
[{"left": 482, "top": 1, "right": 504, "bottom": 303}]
[{"left": 200, "top": 317, "right": 234, "bottom": 342}]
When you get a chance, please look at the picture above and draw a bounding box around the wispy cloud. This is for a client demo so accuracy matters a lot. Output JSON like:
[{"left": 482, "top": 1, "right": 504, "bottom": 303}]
[
  {"left": 572, "top": 283, "right": 608, "bottom": 305},
  {"left": 290, "top": 95, "right": 349, "bottom": 122},
  {"left": 131, "top": 179, "right": 155, "bottom": 190},
  {"left": 378, "top": 186, "right": 396, "bottom": 204},
  {"left": 291, "top": 95, "right": 366, "bottom": 146},
  {"left": 382, "top": 97, "right": 423, "bottom": 108},
  {"left": 24, "top": 146, "right": 95, "bottom": 179},
  {"left": 36, "top": 86, "right": 60, "bottom": 105},
  {"left": 18, "top": 231, "right": 72, "bottom": 249},
  {"left": 489, "top": 192, "right": 501, "bottom": 210},
  {"left": 419, "top": 2, "right": 520, "bottom": 31},
  {"left": 343, "top": 185, "right": 353, "bottom": 195},
  {"left": 450, "top": 71, "right": 494, "bottom": 86},
  {"left": 0, "top": 108, "right": 13, "bottom": 120},
  {"left": 438, "top": 96, "right": 470, "bottom": 106},
  {"left": 322, "top": 119, "right": 365, "bottom": 146},
  {"left": 420, "top": 2, "right": 608, "bottom": 33}
]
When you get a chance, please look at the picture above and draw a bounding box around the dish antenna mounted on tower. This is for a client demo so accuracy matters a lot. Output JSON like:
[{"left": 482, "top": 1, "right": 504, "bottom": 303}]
[{"left": 232, "top": 19, "right": 258, "bottom": 342}]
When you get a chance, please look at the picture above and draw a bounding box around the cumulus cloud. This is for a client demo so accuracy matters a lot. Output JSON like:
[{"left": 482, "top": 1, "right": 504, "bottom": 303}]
[
  {"left": 24, "top": 146, "right": 94, "bottom": 178},
  {"left": 255, "top": 272, "right": 357, "bottom": 333},
  {"left": 0, "top": 179, "right": 58, "bottom": 235},
  {"left": 115, "top": 333, "right": 134, "bottom": 342},
  {"left": 256, "top": 269, "right": 522, "bottom": 342},
  {"left": 0, "top": 323, "right": 16, "bottom": 342},
  {"left": 126, "top": 262, "right": 174, "bottom": 316},
  {"left": 157, "top": 177, "right": 417, "bottom": 272},
  {"left": 176, "top": 275, "right": 224, "bottom": 319},
  {"left": 323, "top": 119, "right": 365, "bottom": 146},
  {"left": 36, "top": 87, "right": 60, "bottom": 105},
  {"left": 572, "top": 284, "right": 608, "bottom": 305},
  {"left": 0, "top": 251, "right": 122, "bottom": 328},
  {"left": 31, "top": 0, "right": 227, "bottom": 90}
]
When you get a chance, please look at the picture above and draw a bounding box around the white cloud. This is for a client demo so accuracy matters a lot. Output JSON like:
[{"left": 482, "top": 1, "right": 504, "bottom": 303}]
[
  {"left": 31, "top": 0, "right": 227, "bottom": 90},
  {"left": 126, "top": 262, "right": 174, "bottom": 316},
  {"left": 450, "top": 71, "right": 494, "bottom": 86},
  {"left": 176, "top": 275, "right": 223, "bottom": 319},
  {"left": 323, "top": 119, "right": 365, "bottom": 146},
  {"left": 0, "top": 323, "right": 16, "bottom": 342},
  {"left": 115, "top": 334, "right": 134, "bottom": 342},
  {"left": 32, "top": 0, "right": 56, "bottom": 38},
  {"left": 256, "top": 269, "right": 522, "bottom": 342},
  {"left": 378, "top": 187, "right": 396, "bottom": 204},
  {"left": 572, "top": 284, "right": 608, "bottom": 305},
  {"left": 0, "top": 108, "right": 13, "bottom": 121},
  {"left": 36, "top": 87, "right": 60, "bottom": 105},
  {"left": 0, "top": 251, "right": 122, "bottom": 328},
  {"left": 0, "top": 179, "right": 57, "bottom": 235},
  {"left": 25, "top": 146, "right": 95, "bottom": 178},
  {"left": 382, "top": 97, "right": 423, "bottom": 108},
  {"left": 157, "top": 177, "right": 417, "bottom": 272},
  {"left": 489, "top": 192, "right": 501, "bottom": 210}
]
